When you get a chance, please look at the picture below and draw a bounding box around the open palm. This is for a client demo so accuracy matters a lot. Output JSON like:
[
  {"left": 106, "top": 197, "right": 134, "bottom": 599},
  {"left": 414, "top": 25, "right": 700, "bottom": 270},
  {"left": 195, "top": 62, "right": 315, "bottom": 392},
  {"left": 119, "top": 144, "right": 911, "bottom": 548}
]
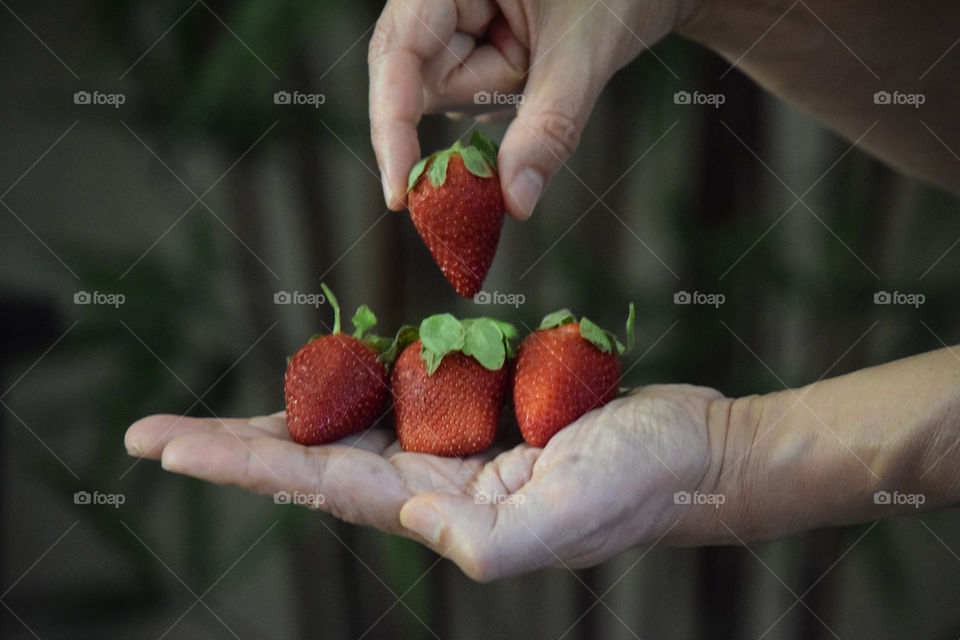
[{"left": 125, "top": 384, "right": 722, "bottom": 581}]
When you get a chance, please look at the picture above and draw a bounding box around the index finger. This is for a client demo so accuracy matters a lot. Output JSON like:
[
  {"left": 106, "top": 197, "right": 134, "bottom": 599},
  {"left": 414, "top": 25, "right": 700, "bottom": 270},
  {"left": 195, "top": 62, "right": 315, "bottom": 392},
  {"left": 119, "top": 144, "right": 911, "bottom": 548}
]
[{"left": 368, "top": 0, "right": 457, "bottom": 210}]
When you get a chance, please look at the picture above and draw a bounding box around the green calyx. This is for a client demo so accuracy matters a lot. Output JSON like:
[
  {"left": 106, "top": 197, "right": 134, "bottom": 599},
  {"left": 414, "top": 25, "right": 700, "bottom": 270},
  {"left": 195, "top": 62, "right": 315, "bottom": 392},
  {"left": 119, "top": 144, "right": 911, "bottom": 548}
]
[
  {"left": 416, "top": 313, "right": 517, "bottom": 375},
  {"left": 538, "top": 303, "right": 636, "bottom": 355},
  {"left": 307, "top": 282, "right": 407, "bottom": 366},
  {"left": 407, "top": 131, "right": 500, "bottom": 192}
]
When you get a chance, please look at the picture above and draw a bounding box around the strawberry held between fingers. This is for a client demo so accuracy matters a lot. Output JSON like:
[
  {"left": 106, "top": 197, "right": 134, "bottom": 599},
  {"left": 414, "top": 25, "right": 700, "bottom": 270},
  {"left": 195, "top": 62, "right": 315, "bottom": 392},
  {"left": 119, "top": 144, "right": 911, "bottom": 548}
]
[
  {"left": 284, "top": 284, "right": 396, "bottom": 446},
  {"left": 407, "top": 132, "right": 505, "bottom": 298},
  {"left": 392, "top": 314, "right": 516, "bottom": 456},
  {"left": 513, "top": 305, "right": 636, "bottom": 447}
]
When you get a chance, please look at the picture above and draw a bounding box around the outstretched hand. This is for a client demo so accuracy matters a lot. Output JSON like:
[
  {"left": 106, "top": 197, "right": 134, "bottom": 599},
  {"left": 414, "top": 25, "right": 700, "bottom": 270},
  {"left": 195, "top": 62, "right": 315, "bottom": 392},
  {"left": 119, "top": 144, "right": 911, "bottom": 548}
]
[{"left": 125, "top": 384, "right": 723, "bottom": 581}]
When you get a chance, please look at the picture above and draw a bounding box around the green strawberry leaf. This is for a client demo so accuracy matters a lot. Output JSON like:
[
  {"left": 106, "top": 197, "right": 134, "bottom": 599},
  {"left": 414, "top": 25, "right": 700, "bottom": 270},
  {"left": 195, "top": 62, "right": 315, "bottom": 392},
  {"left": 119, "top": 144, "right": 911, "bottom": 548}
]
[
  {"left": 419, "top": 313, "right": 465, "bottom": 374},
  {"left": 462, "top": 318, "right": 507, "bottom": 370},
  {"left": 351, "top": 304, "right": 377, "bottom": 339},
  {"left": 320, "top": 282, "right": 340, "bottom": 334},
  {"left": 459, "top": 145, "right": 493, "bottom": 178},
  {"left": 417, "top": 314, "right": 516, "bottom": 374},
  {"left": 538, "top": 304, "right": 636, "bottom": 355},
  {"left": 489, "top": 318, "right": 518, "bottom": 357},
  {"left": 407, "top": 155, "right": 432, "bottom": 192},
  {"left": 490, "top": 318, "right": 518, "bottom": 340},
  {"left": 377, "top": 324, "right": 419, "bottom": 366},
  {"left": 470, "top": 131, "right": 499, "bottom": 170},
  {"left": 579, "top": 316, "right": 616, "bottom": 354},
  {"left": 427, "top": 150, "right": 451, "bottom": 188},
  {"left": 539, "top": 309, "right": 576, "bottom": 330}
]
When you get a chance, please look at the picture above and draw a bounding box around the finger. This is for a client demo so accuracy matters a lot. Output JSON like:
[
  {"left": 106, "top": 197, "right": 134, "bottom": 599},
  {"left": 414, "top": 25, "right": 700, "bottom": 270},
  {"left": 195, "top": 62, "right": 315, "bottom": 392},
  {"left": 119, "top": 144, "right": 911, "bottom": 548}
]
[
  {"left": 399, "top": 490, "right": 556, "bottom": 581},
  {"left": 369, "top": 0, "right": 462, "bottom": 210},
  {"left": 161, "top": 431, "right": 411, "bottom": 532},
  {"left": 398, "top": 445, "right": 551, "bottom": 581},
  {"left": 497, "top": 27, "right": 609, "bottom": 220},
  {"left": 125, "top": 412, "right": 288, "bottom": 459},
  {"left": 422, "top": 43, "right": 527, "bottom": 115},
  {"left": 423, "top": 12, "right": 528, "bottom": 115},
  {"left": 125, "top": 412, "right": 395, "bottom": 459}
]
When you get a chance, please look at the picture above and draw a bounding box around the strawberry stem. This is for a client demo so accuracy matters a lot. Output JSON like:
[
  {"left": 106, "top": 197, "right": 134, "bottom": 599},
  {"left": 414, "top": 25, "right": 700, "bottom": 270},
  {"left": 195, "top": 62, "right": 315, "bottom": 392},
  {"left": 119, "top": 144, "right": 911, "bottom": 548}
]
[{"left": 320, "top": 282, "right": 340, "bottom": 334}]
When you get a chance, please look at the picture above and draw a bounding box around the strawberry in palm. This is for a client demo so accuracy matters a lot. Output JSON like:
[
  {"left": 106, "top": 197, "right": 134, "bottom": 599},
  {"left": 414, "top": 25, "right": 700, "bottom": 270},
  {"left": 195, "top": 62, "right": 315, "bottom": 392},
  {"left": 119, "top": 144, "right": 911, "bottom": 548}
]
[
  {"left": 407, "top": 132, "right": 504, "bottom": 298},
  {"left": 284, "top": 284, "right": 395, "bottom": 446},
  {"left": 392, "top": 314, "right": 516, "bottom": 456},
  {"left": 513, "top": 305, "right": 636, "bottom": 447}
]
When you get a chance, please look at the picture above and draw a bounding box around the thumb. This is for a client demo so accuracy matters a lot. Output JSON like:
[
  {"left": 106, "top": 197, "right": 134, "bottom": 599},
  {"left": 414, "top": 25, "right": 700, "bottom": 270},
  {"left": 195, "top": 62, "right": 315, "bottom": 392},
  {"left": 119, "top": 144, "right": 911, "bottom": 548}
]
[
  {"left": 399, "top": 491, "right": 551, "bottom": 581},
  {"left": 497, "top": 36, "right": 608, "bottom": 220}
]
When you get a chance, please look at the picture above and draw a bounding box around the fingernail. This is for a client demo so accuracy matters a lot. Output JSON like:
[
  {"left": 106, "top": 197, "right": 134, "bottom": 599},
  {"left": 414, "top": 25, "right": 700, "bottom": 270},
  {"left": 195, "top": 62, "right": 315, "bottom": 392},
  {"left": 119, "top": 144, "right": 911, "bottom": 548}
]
[
  {"left": 160, "top": 448, "right": 181, "bottom": 472},
  {"left": 401, "top": 502, "right": 445, "bottom": 545},
  {"left": 126, "top": 441, "right": 144, "bottom": 456},
  {"left": 508, "top": 168, "right": 543, "bottom": 219}
]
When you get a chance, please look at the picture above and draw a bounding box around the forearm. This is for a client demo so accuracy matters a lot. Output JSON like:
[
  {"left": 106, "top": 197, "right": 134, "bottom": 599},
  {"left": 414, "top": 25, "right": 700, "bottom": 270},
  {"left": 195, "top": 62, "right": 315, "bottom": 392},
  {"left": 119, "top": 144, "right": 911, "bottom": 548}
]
[
  {"left": 678, "top": 0, "right": 960, "bottom": 195},
  {"left": 690, "top": 346, "right": 960, "bottom": 544}
]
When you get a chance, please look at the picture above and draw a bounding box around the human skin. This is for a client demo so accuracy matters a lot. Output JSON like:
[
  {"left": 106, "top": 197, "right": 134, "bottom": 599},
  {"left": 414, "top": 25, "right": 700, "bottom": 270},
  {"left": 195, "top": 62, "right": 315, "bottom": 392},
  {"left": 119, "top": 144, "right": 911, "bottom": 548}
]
[
  {"left": 368, "top": 0, "right": 960, "bottom": 218},
  {"left": 125, "top": 346, "right": 960, "bottom": 581}
]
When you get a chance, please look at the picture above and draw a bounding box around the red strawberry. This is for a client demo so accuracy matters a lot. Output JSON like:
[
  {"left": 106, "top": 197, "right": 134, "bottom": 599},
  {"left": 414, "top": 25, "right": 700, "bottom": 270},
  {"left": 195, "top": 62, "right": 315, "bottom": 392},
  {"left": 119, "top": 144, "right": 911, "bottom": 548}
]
[
  {"left": 284, "top": 284, "right": 393, "bottom": 445},
  {"left": 407, "top": 132, "right": 504, "bottom": 298},
  {"left": 391, "top": 314, "right": 516, "bottom": 456},
  {"left": 513, "top": 306, "right": 635, "bottom": 447}
]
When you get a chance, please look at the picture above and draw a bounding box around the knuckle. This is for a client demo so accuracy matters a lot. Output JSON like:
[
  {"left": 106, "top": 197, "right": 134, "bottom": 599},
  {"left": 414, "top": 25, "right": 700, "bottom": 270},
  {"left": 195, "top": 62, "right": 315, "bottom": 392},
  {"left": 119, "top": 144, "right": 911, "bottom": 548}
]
[
  {"left": 368, "top": 15, "right": 393, "bottom": 66},
  {"left": 531, "top": 108, "right": 581, "bottom": 160}
]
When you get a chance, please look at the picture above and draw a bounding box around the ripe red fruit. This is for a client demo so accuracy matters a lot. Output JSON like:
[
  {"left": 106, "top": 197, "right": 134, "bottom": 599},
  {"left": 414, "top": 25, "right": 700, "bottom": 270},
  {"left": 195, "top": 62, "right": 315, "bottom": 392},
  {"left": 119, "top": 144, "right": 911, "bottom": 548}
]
[
  {"left": 391, "top": 315, "right": 516, "bottom": 456},
  {"left": 407, "top": 132, "right": 504, "bottom": 298},
  {"left": 513, "top": 306, "right": 635, "bottom": 447},
  {"left": 284, "top": 284, "right": 392, "bottom": 445}
]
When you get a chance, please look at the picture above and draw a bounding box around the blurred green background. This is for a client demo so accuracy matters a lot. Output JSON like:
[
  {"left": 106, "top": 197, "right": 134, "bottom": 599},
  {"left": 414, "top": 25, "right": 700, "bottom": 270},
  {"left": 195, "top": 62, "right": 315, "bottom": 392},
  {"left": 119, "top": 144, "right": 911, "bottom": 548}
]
[{"left": 2, "top": 1, "right": 959, "bottom": 638}]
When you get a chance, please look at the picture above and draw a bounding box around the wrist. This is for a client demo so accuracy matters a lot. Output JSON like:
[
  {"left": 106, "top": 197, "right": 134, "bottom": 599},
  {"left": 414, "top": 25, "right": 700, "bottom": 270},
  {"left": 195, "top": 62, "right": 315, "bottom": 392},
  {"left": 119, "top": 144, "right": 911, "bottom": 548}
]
[
  {"left": 677, "top": 347, "right": 960, "bottom": 547},
  {"left": 670, "top": 392, "right": 768, "bottom": 545}
]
